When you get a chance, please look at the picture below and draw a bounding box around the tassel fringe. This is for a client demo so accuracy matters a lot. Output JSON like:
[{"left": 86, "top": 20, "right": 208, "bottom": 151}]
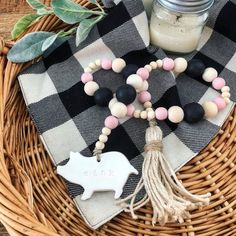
[{"left": 117, "top": 121, "right": 211, "bottom": 225}]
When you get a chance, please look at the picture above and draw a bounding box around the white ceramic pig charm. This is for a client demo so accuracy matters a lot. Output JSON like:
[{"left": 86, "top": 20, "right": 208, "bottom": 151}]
[{"left": 57, "top": 151, "right": 138, "bottom": 200}]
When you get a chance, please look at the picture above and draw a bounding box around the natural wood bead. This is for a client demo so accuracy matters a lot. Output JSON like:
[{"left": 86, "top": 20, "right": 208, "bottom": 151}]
[
  {"left": 95, "top": 141, "right": 105, "bottom": 150},
  {"left": 144, "top": 64, "right": 152, "bottom": 72},
  {"left": 173, "top": 57, "right": 188, "bottom": 73},
  {"left": 203, "top": 101, "right": 218, "bottom": 118},
  {"left": 221, "top": 86, "right": 230, "bottom": 93},
  {"left": 144, "top": 101, "right": 152, "bottom": 108},
  {"left": 108, "top": 98, "right": 117, "bottom": 109},
  {"left": 126, "top": 74, "right": 143, "bottom": 90},
  {"left": 89, "top": 62, "right": 97, "bottom": 70},
  {"left": 221, "top": 91, "right": 231, "bottom": 98},
  {"left": 84, "top": 81, "right": 99, "bottom": 96},
  {"left": 84, "top": 67, "right": 92, "bottom": 73},
  {"left": 95, "top": 59, "right": 101, "bottom": 67},
  {"left": 99, "top": 134, "right": 108, "bottom": 143},
  {"left": 140, "top": 111, "right": 147, "bottom": 119},
  {"left": 146, "top": 107, "right": 153, "bottom": 112},
  {"left": 112, "top": 58, "right": 126, "bottom": 73},
  {"left": 147, "top": 110, "right": 155, "bottom": 120},
  {"left": 134, "top": 110, "right": 141, "bottom": 118},
  {"left": 110, "top": 102, "right": 127, "bottom": 118},
  {"left": 224, "top": 97, "right": 231, "bottom": 104},
  {"left": 168, "top": 106, "right": 184, "bottom": 123},
  {"left": 102, "top": 127, "right": 111, "bottom": 136},
  {"left": 150, "top": 61, "right": 158, "bottom": 69},
  {"left": 156, "top": 59, "right": 163, "bottom": 68},
  {"left": 202, "top": 67, "right": 218, "bottom": 82},
  {"left": 140, "top": 80, "right": 149, "bottom": 92}
]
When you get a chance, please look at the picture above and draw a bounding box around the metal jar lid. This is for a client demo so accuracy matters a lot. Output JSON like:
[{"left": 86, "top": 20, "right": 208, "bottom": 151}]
[{"left": 157, "top": 0, "right": 214, "bottom": 13}]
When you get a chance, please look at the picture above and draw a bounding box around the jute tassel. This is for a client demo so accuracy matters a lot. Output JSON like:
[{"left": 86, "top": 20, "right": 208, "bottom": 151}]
[{"left": 117, "top": 120, "right": 211, "bottom": 225}]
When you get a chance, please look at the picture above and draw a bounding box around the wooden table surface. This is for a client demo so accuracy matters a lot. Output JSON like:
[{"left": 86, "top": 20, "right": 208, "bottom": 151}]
[{"left": 0, "top": 2, "right": 33, "bottom": 235}]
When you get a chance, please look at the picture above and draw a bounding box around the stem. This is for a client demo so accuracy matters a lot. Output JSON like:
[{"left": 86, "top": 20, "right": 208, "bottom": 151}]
[
  {"left": 95, "top": 1, "right": 105, "bottom": 13},
  {"left": 57, "top": 7, "right": 106, "bottom": 16}
]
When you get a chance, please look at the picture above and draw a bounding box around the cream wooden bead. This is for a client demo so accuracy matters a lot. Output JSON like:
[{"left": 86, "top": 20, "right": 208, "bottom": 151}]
[
  {"left": 89, "top": 62, "right": 97, "bottom": 70},
  {"left": 224, "top": 97, "right": 231, "bottom": 104},
  {"left": 84, "top": 67, "right": 92, "bottom": 73},
  {"left": 221, "top": 86, "right": 230, "bottom": 93},
  {"left": 110, "top": 102, "right": 127, "bottom": 118},
  {"left": 112, "top": 58, "right": 126, "bottom": 73},
  {"left": 140, "top": 80, "right": 149, "bottom": 92},
  {"left": 150, "top": 61, "right": 158, "bottom": 69},
  {"left": 173, "top": 57, "right": 188, "bottom": 73},
  {"left": 147, "top": 110, "right": 155, "bottom": 120},
  {"left": 95, "top": 59, "right": 101, "bottom": 67},
  {"left": 140, "top": 111, "right": 147, "bottom": 119},
  {"left": 221, "top": 91, "right": 231, "bottom": 98},
  {"left": 146, "top": 107, "right": 153, "bottom": 112},
  {"left": 84, "top": 81, "right": 99, "bottom": 96},
  {"left": 108, "top": 98, "right": 117, "bottom": 109},
  {"left": 102, "top": 127, "right": 111, "bottom": 136},
  {"left": 168, "top": 106, "right": 184, "bottom": 123},
  {"left": 203, "top": 101, "right": 218, "bottom": 118},
  {"left": 144, "top": 101, "right": 152, "bottom": 108},
  {"left": 126, "top": 74, "right": 143, "bottom": 90},
  {"left": 134, "top": 110, "right": 141, "bottom": 118},
  {"left": 145, "top": 64, "right": 152, "bottom": 72},
  {"left": 99, "top": 134, "right": 108, "bottom": 143},
  {"left": 156, "top": 59, "right": 163, "bottom": 68},
  {"left": 202, "top": 67, "right": 218, "bottom": 82},
  {"left": 95, "top": 141, "right": 105, "bottom": 150}
]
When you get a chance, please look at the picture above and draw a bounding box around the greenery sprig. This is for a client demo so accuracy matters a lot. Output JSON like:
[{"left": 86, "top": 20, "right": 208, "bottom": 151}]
[{"left": 8, "top": 0, "right": 106, "bottom": 63}]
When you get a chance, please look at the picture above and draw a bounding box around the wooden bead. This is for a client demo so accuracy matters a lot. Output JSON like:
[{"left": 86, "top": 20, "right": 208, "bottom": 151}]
[
  {"left": 110, "top": 102, "right": 127, "bottom": 118},
  {"left": 147, "top": 110, "right": 155, "bottom": 120},
  {"left": 221, "top": 86, "right": 230, "bottom": 93},
  {"left": 102, "top": 127, "right": 111, "bottom": 136},
  {"left": 202, "top": 67, "right": 218, "bottom": 82},
  {"left": 156, "top": 59, "right": 163, "bottom": 68},
  {"left": 99, "top": 134, "right": 108, "bottom": 143},
  {"left": 84, "top": 81, "right": 99, "bottom": 96},
  {"left": 108, "top": 98, "right": 117, "bottom": 109},
  {"left": 140, "top": 80, "right": 149, "bottom": 92},
  {"left": 168, "top": 106, "right": 184, "bottom": 123},
  {"left": 144, "top": 64, "right": 152, "bottom": 72},
  {"left": 173, "top": 57, "right": 188, "bottom": 73},
  {"left": 84, "top": 67, "right": 92, "bottom": 73},
  {"left": 89, "top": 62, "right": 97, "bottom": 70},
  {"left": 144, "top": 101, "right": 152, "bottom": 108},
  {"left": 95, "top": 59, "right": 101, "bottom": 67},
  {"left": 112, "top": 58, "right": 126, "bottom": 73},
  {"left": 203, "top": 101, "right": 218, "bottom": 118},
  {"left": 183, "top": 102, "right": 204, "bottom": 123},
  {"left": 150, "top": 61, "right": 158, "bottom": 69},
  {"left": 95, "top": 141, "right": 105, "bottom": 150},
  {"left": 224, "top": 97, "right": 231, "bottom": 104},
  {"left": 221, "top": 91, "right": 231, "bottom": 98},
  {"left": 140, "top": 111, "right": 147, "bottom": 119},
  {"left": 126, "top": 74, "right": 143, "bottom": 90},
  {"left": 133, "top": 110, "right": 141, "bottom": 118},
  {"left": 186, "top": 59, "right": 205, "bottom": 78}
]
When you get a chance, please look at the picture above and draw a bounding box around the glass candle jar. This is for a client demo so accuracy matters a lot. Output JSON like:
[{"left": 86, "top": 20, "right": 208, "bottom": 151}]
[{"left": 150, "top": 0, "right": 214, "bottom": 53}]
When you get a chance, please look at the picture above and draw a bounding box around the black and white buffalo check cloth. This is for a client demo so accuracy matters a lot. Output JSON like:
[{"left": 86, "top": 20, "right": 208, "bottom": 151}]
[{"left": 19, "top": 0, "right": 236, "bottom": 229}]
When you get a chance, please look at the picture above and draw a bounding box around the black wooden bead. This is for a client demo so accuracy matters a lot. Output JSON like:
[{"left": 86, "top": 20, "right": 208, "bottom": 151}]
[
  {"left": 94, "top": 88, "right": 113, "bottom": 107},
  {"left": 122, "top": 64, "right": 139, "bottom": 79},
  {"left": 116, "top": 85, "right": 136, "bottom": 105},
  {"left": 185, "top": 59, "right": 206, "bottom": 78},
  {"left": 184, "top": 102, "right": 204, "bottom": 124}
]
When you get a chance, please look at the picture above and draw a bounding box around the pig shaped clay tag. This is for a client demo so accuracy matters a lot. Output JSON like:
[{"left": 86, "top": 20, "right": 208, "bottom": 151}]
[{"left": 57, "top": 151, "right": 138, "bottom": 200}]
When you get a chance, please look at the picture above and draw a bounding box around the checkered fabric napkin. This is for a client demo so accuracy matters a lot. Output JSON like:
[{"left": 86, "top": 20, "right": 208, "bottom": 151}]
[{"left": 18, "top": 0, "right": 236, "bottom": 229}]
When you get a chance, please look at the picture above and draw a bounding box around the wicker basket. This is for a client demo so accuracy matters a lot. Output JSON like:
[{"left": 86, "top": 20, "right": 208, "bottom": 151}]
[{"left": 0, "top": 1, "right": 236, "bottom": 235}]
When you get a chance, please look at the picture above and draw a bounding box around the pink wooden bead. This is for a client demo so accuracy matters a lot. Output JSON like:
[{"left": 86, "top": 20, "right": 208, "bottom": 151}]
[
  {"left": 138, "top": 91, "right": 151, "bottom": 103},
  {"left": 126, "top": 104, "right": 135, "bottom": 117},
  {"left": 213, "top": 97, "right": 226, "bottom": 110},
  {"left": 162, "top": 58, "right": 175, "bottom": 71},
  {"left": 104, "top": 116, "right": 119, "bottom": 129},
  {"left": 155, "top": 107, "right": 168, "bottom": 120},
  {"left": 81, "top": 73, "right": 93, "bottom": 84},
  {"left": 212, "top": 77, "right": 226, "bottom": 90},
  {"left": 101, "top": 59, "right": 112, "bottom": 70},
  {"left": 136, "top": 67, "right": 149, "bottom": 80}
]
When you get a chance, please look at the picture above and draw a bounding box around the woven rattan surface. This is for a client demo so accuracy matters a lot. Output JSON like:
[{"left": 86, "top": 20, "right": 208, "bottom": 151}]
[{"left": 0, "top": 1, "right": 236, "bottom": 235}]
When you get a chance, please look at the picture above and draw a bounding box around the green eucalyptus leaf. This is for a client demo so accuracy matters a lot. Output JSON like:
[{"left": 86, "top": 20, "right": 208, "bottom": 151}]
[
  {"left": 7, "top": 32, "right": 55, "bottom": 63},
  {"left": 52, "top": 0, "right": 94, "bottom": 24},
  {"left": 26, "top": 0, "right": 45, "bottom": 10},
  {"left": 76, "top": 17, "right": 101, "bottom": 46},
  {"left": 11, "top": 14, "right": 41, "bottom": 40},
  {"left": 41, "top": 33, "right": 58, "bottom": 51}
]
